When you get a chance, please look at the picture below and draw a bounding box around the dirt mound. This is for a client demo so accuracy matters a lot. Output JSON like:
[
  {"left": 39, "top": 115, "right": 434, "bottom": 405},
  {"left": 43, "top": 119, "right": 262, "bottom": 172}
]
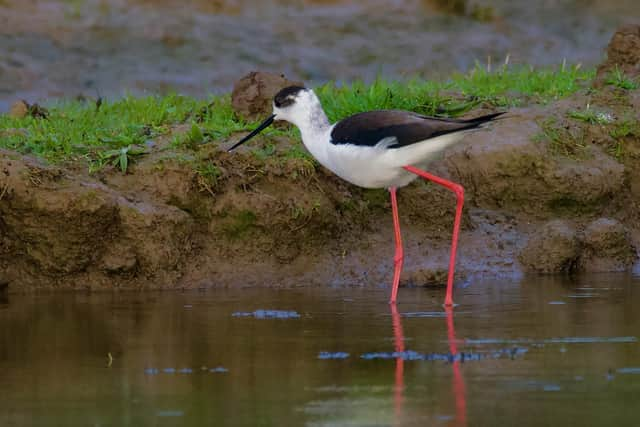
[
  {"left": 518, "top": 220, "right": 580, "bottom": 273},
  {"left": 579, "top": 218, "right": 636, "bottom": 272},
  {"left": 231, "top": 72, "right": 303, "bottom": 122},
  {"left": 595, "top": 24, "right": 640, "bottom": 85},
  {"left": 518, "top": 217, "right": 637, "bottom": 274}
]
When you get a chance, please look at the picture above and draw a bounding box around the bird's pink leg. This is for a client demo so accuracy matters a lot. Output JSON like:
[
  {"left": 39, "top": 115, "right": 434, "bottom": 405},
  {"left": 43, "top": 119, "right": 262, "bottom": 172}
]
[
  {"left": 403, "top": 165, "right": 464, "bottom": 307},
  {"left": 389, "top": 187, "right": 403, "bottom": 304}
]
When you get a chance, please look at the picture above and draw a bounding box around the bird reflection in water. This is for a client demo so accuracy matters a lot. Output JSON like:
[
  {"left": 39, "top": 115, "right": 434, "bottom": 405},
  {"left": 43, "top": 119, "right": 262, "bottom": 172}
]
[
  {"left": 446, "top": 306, "right": 467, "bottom": 426},
  {"left": 390, "top": 305, "right": 467, "bottom": 426},
  {"left": 391, "top": 303, "right": 405, "bottom": 426}
]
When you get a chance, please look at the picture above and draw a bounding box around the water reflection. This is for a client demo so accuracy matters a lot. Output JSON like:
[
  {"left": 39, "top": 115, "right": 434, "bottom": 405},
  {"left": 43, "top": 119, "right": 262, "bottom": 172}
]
[
  {"left": 391, "top": 304, "right": 468, "bottom": 426},
  {"left": 446, "top": 306, "right": 467, "bottom": 427},
  {"left": 391, "top": 304, "right": 405, "bottom": 426}
]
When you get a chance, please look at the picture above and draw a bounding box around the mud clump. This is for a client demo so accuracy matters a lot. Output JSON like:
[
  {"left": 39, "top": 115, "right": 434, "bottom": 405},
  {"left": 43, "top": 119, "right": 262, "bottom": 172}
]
[
  {"left": 519, "top": 217, "right": 637, "bottom": 274},
  {"left": 401, "top": 268, "right": 470, "bottom": 288},
  {"left": 579, "top": 218, "right": 636, "bottom": 272},
  {"left": 595, "top": 24, "right": 640, "bottom": 86},
  {"left": 231, "top": 71, "right": 303, "bottom": 122},
  {"left": 518, "top": 220, "right": 580, "bottom": 273},
  {"left": 9, "top": 100, "right": 48, "bottom": 119}
]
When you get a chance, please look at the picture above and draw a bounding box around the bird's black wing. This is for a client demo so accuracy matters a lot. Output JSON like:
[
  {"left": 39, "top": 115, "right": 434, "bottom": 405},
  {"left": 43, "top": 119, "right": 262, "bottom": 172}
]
[{"left": 330, "top": 110, "right": 504, "bottom": 148}]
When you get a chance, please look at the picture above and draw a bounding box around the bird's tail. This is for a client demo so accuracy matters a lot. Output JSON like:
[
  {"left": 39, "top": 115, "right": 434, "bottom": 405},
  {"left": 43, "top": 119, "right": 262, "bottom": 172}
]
[
  {"left": 388, "top": 111, "right": 505, "bottom": 168},
  {"left": 460, "top": 111, "right": 507, "bottom": 126}
]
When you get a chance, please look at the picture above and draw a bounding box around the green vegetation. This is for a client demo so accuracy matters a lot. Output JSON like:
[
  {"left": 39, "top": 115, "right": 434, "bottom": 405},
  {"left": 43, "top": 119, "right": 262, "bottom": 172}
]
[
  {"left": 605, "top": 66, "right": 639, "bottom": 90},
  {"left": 0, "top": 64, "right": 595, "bottom": 170},
  {"left": 534, "top": 117, "right": 588, "bottom": 158},
  {"left": 90, "top": 144, "right": 148, "bottom": 173},
  {"left": 222, "top": 210, "right": 257, "bottom": 239},
  {"left": 567, "top": 105, "right": 614, "bottom": 125},
  {"left": 195, "top": 161, "right": 222, "bottom": 195},
  {"left": 608, "top": 117, "right": 640, "bottom": 159},
  {"left": 316, "top": 64, "right": 592, "bottom": 121},
  {"left": 1, "top": 94, "right": 194, "bottom": 162}
]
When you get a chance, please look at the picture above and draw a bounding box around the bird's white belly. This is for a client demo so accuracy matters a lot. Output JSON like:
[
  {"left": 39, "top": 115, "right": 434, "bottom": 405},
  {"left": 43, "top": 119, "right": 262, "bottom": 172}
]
[{"left": 324, "top": 144, "right": 419, "bottom": 189}]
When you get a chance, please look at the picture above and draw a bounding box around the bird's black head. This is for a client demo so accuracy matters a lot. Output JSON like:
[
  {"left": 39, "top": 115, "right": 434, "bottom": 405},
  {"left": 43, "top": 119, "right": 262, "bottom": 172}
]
[
  {"left": 273, "top": 86, "right": 308, "bottom": 108},
  {"left": 227, "top": 85, "right": 310, "bottom": 152}
]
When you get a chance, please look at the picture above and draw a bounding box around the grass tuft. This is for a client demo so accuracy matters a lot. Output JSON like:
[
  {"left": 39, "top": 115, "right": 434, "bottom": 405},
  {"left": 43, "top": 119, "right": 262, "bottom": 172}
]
[
  {"left": 567, "top": 105, "right": 614, "bottom": 125},
  {"left": 605, "top": 66, "right": 639, "bottom": 91},
  {"left": 534, "top": 117, "right": 588, "bottom": 158}
]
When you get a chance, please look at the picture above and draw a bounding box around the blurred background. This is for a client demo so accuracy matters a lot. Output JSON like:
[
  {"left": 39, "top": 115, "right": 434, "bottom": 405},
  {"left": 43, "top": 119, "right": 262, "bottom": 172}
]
[{"left": 1, "top": 0, "right": 638, "bottom": 111}]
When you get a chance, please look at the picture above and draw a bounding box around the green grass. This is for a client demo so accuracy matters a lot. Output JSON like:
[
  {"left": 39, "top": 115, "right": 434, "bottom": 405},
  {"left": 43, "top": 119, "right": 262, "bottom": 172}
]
[
  {"left": 608, "top": 117, "right": 640, "bottom": 158},
  {"left": 605, "top": 66, "right": 639, "bottom": 90},
  {"left": 0, "top": 64, "right": 595, "bottom": 169},
  {"left": 222, "top": 210, "right": 257, "bottom": 239},
  {"left": 90, "top": 144, "right": 148, "bottom": 173},
  {"left": 535, "top": 117, "right": 588, "bottom": 158},
  {"left": 567, "top": 105, "right": 614, "bottom": 125},
  {"left": 316, "top": 64, "right": 592, "bottom": 121},
  {"left": 1, "top": 94, "right": 198, "bottom": 161},
  {"left": 195, "top": 161, "right": 222, "bottom": 195}
]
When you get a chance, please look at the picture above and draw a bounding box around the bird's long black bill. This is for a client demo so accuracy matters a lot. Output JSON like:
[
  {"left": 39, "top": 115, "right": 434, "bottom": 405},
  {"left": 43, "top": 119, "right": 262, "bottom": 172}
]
[{"left": 227, "top": 114, "right": 275, "bottom": 152}]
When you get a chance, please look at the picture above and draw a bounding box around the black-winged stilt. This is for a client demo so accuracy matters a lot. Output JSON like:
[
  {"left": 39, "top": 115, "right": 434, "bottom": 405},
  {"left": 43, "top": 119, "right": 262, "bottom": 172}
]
[{"left": 228, "top": 86, "right": 503, "bottom": 306}]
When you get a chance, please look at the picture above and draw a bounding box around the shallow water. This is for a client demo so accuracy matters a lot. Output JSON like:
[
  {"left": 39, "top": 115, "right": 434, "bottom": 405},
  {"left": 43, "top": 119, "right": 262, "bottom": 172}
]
[{"left": 1, "top": 274, "right": 639, "bottom": 426}]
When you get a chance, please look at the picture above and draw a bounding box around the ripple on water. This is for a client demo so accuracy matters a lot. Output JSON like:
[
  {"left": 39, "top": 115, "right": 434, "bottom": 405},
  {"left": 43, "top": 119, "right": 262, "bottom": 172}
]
[
  {"left": 318, "top": 352, "right": 350, "bottom": 359},
  {"left": 360, "top": 347, "right": 528, "bottom": 361},
  {"left": 156, "top": 411, "right": 184, "bottom": 417},
  {"left": 465, "top": 336, "right": 637, "bottom": 345},
  {"left": 617, "top": 367, "right": 640, "bottom": 374},
  {"left": 145, "top": 366, "right": 228, "bottom": 374},
  {"left": 402, "top": 311, "right": 448, "bottom": 318},
  {"left": 232, "top": 309, "right": 300, "bottom": 319}
]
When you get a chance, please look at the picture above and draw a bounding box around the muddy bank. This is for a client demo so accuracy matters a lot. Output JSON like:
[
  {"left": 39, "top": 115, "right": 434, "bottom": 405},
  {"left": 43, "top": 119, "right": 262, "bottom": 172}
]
[
  {"left": 1, "top": 92, "right": 639, "bottom": 290},
  {"left": 2, "top": 28, "right": 640, "bottom": 291}
]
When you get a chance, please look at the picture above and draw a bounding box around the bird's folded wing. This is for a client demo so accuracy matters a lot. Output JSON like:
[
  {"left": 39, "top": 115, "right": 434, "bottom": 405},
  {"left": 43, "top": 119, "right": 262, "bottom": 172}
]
[{"left": 330, "top": 110, "right": 502, "bottom": 148}]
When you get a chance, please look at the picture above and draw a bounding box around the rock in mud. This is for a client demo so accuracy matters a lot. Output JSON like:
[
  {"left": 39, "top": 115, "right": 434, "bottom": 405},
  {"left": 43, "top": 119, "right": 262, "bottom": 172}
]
[
  {"left": 9, "top": 100, "right": 29, "bottom": 118},
  {"left": 595, "top": 24, "right": 640, "bottom": 85},
  {"left": 519, "top": 220, "right": 580, "bottom": 273},
  {"left": 8, "top": 100, "right": 48, "bottom": 119},
  {"left": 231, "top": 71, "right": 303, "bottom": 122},
  {"left": 100, "top": 245, "right": 138, "bottom": 274},
  {"left": 579, "top": 218, "right": 636, "bottom": 272}
]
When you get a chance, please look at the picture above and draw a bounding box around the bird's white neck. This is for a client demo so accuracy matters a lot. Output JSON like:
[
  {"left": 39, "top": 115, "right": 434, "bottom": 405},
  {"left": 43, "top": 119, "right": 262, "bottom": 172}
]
[{"left": 292, "top": 100, "right": 333, "bottom": 166}]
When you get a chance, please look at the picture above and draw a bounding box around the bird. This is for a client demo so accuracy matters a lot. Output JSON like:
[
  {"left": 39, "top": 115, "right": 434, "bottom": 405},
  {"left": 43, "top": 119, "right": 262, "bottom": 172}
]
[{"left": 228, "top": 85, "right": 504, "bottom": 306}]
